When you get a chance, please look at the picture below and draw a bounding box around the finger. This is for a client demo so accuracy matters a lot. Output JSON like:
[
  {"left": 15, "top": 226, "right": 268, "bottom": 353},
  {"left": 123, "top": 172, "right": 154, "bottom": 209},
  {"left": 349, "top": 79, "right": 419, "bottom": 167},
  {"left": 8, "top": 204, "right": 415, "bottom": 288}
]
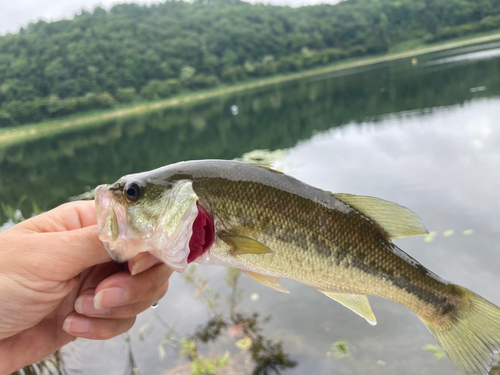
[
  {"left": 128, "top": 252, "right": 161, "bottom": 275},
  {"left": 93, "top": 263, "right": 173, "bottom": 309},
  {"left": 75, "top": 288, "right": 168, "bottom": 319},
  {"left": 23, "top": 201, "right": 97, "bottom": 233},
  {"left": 79, "top": 262, "right": 125, "bottom": 292},
  {"left": 0, "top": 229, "right": 108, "bottom": 284},
  {"left": 46, "top": 225, "right": 111, "bottom": 274},
  {"left": 63, "top": 312, "right": 136, "bottom": 340}
]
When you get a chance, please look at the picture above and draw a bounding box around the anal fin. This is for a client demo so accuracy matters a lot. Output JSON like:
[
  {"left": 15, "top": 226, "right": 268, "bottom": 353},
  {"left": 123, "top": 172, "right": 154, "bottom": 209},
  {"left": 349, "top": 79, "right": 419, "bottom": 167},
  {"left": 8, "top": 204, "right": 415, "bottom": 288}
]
[
  {"left": 220, "top": 234, "right": 273, "bottom": 256},
  {"left": 319, "top": 291, "right": 377, "bottom": 326},
  {"left": 243, "top": 270, "right": 289, "bottom": 293}
]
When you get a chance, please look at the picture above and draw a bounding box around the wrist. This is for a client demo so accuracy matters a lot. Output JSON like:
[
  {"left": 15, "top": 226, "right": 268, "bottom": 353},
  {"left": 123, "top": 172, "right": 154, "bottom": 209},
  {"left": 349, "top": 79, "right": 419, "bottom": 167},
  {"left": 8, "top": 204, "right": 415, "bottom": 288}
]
[{"left": 0, "top": 341, "right": 24, "bottom": 375}]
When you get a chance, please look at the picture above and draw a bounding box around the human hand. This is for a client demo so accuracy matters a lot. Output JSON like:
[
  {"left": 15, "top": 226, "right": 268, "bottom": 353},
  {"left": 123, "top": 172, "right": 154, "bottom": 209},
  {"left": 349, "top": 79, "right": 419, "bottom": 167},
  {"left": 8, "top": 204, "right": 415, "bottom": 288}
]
[{"left": 0, "top": 201, "right": 172, "bottom": 374}]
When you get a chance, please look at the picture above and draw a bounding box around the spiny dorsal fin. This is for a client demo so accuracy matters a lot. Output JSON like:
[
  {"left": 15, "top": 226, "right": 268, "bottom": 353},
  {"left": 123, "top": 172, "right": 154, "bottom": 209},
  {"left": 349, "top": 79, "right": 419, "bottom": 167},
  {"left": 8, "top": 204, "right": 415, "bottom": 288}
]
[
  {"left": 253, "top": 163, "right": 284, "bottom": 174},
  {"left": 243, "top": 270, "right": 289, "bottom": 293},
  {"left": 333, "top": 193, "right": 428, "bottom": 240},
  {"left": 319, "top": 291, "right": 377, "bottom": 326},
  {"left": 220, "top": 234, "right": 273, "bottom": 255}
]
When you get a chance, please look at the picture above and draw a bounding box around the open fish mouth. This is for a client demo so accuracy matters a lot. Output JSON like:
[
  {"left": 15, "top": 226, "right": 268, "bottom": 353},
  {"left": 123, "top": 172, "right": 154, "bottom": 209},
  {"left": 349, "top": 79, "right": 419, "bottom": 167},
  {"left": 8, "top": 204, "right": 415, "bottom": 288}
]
[
  {"left": 95, "top": 184, "right": 131, "bottom": 262},
  {"left": 94, "top": 180, "right": 208, "bottom": 272}
]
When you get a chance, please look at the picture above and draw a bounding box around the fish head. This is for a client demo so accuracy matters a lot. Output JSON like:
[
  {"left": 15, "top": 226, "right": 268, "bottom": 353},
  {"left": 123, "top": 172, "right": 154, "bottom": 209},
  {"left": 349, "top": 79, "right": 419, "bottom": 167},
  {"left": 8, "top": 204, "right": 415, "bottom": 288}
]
[{"left": 95, "top": 173, "right": 213, "bottom": 272}]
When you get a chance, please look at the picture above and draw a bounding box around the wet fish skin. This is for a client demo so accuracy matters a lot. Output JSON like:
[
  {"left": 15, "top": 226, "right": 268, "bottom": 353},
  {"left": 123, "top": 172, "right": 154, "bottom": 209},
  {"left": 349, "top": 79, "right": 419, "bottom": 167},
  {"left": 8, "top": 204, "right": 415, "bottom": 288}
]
[{"left": 95, "top": 160, "right": 500, "bottom": 375}]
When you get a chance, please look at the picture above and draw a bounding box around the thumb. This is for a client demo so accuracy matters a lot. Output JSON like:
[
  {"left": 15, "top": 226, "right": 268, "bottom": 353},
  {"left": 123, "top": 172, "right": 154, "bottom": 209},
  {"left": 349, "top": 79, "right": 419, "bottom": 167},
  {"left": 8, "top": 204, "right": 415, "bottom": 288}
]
[{"left": 35, "top": 225, "right": 112, "bottom": 280}]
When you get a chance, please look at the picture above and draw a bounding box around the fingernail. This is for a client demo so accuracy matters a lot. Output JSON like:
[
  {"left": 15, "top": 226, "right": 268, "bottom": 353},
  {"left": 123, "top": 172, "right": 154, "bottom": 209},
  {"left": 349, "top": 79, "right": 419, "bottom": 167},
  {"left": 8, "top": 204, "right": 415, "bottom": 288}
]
[
  {"left": 63, "top": 316, "right": 92, "bottom": 334},
  {"left": 131, "top": 254, "right": 159, "bottom": 276},
  {"left": 75, "top": 295, "right": 110, "bottom": 315},
  {"left": 94, "top": 287, "right": 128, "bottom": 309}
]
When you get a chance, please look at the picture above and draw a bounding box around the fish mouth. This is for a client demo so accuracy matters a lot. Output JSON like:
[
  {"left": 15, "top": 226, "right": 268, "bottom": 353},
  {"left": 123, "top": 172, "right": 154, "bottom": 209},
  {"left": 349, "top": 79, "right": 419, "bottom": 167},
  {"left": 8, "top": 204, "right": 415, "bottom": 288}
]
[
  {"left": 94, "top": 180, "right": 214, "bottom": 271},
  {"left": 95, "top": 184, "right": 131, "bottom": 262}
]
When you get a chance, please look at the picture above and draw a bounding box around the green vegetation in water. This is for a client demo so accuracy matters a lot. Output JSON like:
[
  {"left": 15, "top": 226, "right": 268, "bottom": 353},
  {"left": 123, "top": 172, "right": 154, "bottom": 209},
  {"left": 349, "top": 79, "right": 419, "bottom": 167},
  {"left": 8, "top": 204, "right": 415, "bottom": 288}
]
[
  {"left": 235, "top": 149, "right": 288, "bottom": 168},
  {"left": 178, "top": 266, "right": 297, "bottom": 374},
  {"left": 1, "top": 0, "right": 500, "bottom": 128},
  {"left": 0, "top": 195, "right": 41, "bottom": 227},
  {"left": 180, "top": 338, "right": 231, "bottom": 375},
  {"left": 330, "top": 340, "right": 356, "bottom": 360},
  {"left": 423, "top": 344, "right": 445, "bottom": 360},
  {"left": 11, "top": 351, "right": 67, "bottom": 375},
  {"left": 124, "top": 265, "right": 298, "bottom": 374}
]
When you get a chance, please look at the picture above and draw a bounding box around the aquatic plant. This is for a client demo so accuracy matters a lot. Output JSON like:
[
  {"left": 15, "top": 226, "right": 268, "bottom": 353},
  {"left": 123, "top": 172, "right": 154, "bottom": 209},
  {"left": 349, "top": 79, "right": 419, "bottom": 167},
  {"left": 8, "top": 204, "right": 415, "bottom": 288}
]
[{"left": 11, "top": 351, "right": 67, "bottom": 375}]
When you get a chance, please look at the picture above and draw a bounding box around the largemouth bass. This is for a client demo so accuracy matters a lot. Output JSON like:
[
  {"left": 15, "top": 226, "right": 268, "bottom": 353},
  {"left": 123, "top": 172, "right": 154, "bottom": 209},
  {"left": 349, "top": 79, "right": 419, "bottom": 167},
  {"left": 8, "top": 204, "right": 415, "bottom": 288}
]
[{"left": 95, "top": 160, "right": 500, "bottom": 375}]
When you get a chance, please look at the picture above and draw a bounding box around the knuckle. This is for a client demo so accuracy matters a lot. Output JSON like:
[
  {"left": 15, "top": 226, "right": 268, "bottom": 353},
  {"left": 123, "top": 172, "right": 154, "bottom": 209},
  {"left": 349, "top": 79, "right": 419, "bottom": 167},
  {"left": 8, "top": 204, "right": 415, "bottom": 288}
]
[
  {"left": 93, "top": 317, "right": 136, "bottom": 340},
  {"left": 130, "top": 264, "right": 170, "bottom": 301},
  {"left": 156, "top": 280, "right": 170, "bottom": 301}
]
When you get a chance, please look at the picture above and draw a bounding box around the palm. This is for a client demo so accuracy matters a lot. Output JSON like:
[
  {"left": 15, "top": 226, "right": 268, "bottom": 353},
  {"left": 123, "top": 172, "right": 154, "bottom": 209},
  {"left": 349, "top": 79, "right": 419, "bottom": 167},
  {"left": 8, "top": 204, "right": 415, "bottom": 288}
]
[{"left": 1, "top": 262, "right": 123, "bottom": 366}]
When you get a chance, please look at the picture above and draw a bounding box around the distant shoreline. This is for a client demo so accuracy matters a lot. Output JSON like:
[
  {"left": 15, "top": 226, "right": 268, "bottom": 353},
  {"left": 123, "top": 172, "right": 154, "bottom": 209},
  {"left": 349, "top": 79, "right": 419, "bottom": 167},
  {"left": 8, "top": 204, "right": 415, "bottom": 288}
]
[{"left": 1, "top": 31, "right": 500, "bottom": 148}]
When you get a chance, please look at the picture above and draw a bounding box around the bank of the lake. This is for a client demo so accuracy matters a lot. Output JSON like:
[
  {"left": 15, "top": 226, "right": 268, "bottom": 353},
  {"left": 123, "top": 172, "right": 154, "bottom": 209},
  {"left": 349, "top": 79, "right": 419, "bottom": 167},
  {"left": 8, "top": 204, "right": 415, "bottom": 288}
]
[{"left": 1, "top": 30, "right": 500, "bottom": 148}]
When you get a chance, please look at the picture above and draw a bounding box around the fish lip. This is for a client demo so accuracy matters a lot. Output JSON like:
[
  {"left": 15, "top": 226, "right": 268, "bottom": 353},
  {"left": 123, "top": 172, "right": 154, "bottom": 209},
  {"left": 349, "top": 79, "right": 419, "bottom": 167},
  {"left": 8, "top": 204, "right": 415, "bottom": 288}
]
[
  {"left": 102, "top": 240, "right": 126, "bottom": 262},
  {"left": 95, "top": 184, "right": 112, "bottom": 235},
  {"left": 95, "top": 184, "right": 129, "bottom": 262}
]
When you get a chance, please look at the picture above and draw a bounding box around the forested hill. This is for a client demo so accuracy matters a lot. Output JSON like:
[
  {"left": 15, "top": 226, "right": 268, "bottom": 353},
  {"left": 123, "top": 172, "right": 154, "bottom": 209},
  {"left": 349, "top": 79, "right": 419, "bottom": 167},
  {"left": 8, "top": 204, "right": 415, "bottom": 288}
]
[{"left": 1, "top": 0, "right": 500, "bottom": 127}]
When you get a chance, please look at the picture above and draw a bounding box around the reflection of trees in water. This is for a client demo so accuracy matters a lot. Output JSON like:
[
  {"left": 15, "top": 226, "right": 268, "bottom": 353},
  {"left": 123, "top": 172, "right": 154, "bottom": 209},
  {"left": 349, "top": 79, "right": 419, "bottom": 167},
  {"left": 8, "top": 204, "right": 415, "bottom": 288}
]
[
  {"left": 180, "top": 267, "right": 296, "bottom": 375},
  {"left": 124, "top": 267, "right": 297, "bottom": 375},
  {"left": 14, "top": 350, "right": 67, "bottom": 375},
  {"left": 2, "top": 53, "right": 500, "bottom": 212},
  {"left": 188, "top": 312, "right": 297, "bottom": 375}
]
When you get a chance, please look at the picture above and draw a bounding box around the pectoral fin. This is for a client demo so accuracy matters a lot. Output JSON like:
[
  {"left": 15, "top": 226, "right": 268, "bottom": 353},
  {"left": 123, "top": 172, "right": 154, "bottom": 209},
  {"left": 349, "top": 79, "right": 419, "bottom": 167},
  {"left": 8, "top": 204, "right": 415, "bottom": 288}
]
[
  {"left": 220, "top": 234, "right": 273, "bottom": 255},
  {"left": 319, "top": 291, "right": 377, "bottom": 326},
  {"left": 243, "top": 270, "right": 289, "bottom": 293},
  {"left": 333, "top": 193, "right": 428, "bottom": 240}
]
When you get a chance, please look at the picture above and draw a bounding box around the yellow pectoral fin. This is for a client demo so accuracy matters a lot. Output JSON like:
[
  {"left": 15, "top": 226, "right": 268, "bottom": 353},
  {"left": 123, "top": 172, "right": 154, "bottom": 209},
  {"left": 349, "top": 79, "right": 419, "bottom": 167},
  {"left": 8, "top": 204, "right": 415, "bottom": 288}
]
[
  {"left": 243, "top": 270, "right": 289, "bottom": 293},
  {"left": 220, "top": 234, "right": 273, "bottom": 255},
  {"left": 319, "top": 291, "right": 377, "bottom": 326}
]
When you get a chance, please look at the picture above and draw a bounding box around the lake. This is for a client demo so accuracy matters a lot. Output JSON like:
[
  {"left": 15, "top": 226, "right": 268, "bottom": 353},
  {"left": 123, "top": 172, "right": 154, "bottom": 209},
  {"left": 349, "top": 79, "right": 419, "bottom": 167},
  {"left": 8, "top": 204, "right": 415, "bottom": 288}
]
[{"left": 2, "top": 41, "right": 500, "bottom": 374}]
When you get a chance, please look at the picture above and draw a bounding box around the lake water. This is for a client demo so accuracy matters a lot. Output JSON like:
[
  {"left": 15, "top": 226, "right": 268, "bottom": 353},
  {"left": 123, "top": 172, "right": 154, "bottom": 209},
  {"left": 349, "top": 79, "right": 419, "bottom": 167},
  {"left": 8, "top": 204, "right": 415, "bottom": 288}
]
[{"left": 2, "top": 41, "right": 500, "bottom": 374}]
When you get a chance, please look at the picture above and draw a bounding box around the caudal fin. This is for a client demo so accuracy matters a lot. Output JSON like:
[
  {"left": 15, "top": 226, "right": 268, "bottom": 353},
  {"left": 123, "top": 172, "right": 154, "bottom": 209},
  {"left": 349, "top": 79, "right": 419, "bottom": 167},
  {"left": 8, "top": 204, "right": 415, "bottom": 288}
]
[{"left": 420, "top": 285, "right": 500, "bottom": 375}]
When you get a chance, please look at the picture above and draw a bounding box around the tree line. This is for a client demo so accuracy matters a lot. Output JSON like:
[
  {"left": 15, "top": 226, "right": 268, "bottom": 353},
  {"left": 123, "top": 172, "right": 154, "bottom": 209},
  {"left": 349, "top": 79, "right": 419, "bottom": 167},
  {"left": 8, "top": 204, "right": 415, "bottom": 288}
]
[{"left": 1, "top": 0, "right": 499, "bottom": 127}]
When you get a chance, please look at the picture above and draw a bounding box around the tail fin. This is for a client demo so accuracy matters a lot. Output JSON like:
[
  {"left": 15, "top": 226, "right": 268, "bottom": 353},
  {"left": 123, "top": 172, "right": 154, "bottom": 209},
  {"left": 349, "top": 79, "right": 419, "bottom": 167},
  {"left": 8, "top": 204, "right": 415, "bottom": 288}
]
[{"left": 419, "top": 285, "right": 500, "bottom": 375}]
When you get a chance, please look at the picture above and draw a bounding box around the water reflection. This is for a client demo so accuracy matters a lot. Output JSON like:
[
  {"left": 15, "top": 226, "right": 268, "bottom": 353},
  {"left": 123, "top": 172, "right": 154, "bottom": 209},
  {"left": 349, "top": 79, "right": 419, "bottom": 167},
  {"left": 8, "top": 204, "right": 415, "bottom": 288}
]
[
  {"left": 1, "top": 42, "right": 500, "bottom": 213},
  {"left": 121, "top": 267, "right": 297, "bottom": 375},
  {"left": 13, "top": 351, "right": 67, "bottom": 375},
  {"left": 427, "top": 47, "right": 500, "bottom": 66}
]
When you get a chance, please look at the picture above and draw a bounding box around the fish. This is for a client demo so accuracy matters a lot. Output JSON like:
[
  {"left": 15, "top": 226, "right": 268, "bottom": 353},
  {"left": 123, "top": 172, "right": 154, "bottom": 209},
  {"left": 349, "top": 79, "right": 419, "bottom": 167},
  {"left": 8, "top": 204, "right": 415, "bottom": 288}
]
[{"left": 95, "top": 159, "right": 500, "bottom": 375}]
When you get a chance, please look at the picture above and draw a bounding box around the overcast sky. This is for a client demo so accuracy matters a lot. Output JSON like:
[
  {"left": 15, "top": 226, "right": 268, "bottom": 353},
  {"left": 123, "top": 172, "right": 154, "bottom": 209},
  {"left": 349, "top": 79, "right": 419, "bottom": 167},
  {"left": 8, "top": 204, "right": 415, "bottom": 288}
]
[{"left": 0, "top": 0, "right": 339, "bottom": 35}]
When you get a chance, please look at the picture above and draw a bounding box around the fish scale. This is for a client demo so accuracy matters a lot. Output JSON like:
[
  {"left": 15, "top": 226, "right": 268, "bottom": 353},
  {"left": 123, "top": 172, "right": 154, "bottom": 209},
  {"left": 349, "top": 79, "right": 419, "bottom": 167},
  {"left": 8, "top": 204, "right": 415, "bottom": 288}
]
[{"left": 198, "top": 176, "right": 454, "bottom": 321}]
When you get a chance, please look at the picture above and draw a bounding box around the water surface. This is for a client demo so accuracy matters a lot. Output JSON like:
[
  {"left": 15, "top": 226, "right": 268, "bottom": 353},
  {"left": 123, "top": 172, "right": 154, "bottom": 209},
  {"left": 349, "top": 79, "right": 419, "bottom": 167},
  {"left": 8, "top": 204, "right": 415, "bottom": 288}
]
[{"left": 2, "top": 42, "right": 500, "bottom": 374}]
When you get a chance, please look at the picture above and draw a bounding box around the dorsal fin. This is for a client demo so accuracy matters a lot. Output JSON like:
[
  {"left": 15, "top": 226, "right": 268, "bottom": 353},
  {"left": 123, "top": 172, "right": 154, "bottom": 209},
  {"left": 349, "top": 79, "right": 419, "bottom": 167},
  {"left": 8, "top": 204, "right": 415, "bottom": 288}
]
[
  {"left": 319, "top": 291, "right": 377, "bottom": 326},
  {"left": 243, "top": 270, "right": 289, "bottom": 293},
  {"left": 333, "top": 194, "right": 428, "bottom": 240},
  {"left": 253, "top": 163, "right": 284, "bottom": 174}
]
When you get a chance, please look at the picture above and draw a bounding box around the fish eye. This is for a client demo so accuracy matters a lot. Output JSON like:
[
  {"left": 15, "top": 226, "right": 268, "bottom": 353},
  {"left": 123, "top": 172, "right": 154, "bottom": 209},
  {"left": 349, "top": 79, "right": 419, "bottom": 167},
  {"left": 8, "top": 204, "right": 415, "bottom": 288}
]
[{"left": 125, "top": 182, "right": 141, "bottom": 202}]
